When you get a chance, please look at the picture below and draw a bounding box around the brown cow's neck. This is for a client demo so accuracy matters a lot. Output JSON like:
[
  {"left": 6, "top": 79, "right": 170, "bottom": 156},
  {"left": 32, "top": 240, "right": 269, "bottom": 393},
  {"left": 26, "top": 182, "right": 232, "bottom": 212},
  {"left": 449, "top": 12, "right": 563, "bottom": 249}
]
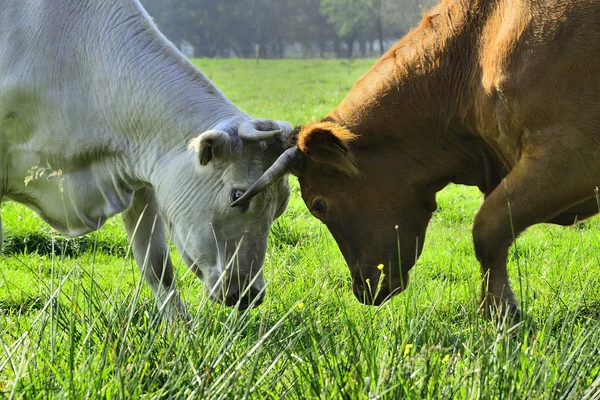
[{"left": 329, "top": 0, "right": 503, "bottom": 194}]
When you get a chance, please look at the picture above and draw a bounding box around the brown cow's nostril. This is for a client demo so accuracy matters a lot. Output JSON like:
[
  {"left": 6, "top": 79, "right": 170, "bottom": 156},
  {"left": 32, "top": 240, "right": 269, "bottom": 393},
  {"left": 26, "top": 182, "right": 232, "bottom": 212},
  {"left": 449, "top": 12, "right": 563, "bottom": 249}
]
[
  {"left": 353, "top": 287, "right": 391, "bottom": 305},
  {"left": 352, "top": 275, "right": 393, "bottom": 306}
]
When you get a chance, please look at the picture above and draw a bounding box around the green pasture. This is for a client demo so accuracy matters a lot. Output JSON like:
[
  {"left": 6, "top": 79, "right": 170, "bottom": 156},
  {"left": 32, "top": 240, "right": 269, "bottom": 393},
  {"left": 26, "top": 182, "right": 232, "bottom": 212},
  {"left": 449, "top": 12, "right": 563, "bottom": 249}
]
[{"left": 0, "top": 59, "right": 599, "bottom": 398}]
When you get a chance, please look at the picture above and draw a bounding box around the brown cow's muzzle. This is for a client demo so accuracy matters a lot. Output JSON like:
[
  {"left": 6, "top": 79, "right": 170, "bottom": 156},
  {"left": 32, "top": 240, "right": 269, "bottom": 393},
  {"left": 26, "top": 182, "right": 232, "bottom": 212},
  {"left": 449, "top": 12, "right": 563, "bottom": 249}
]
[{"left": 352, "top": 269, "right": 410, "bottom": 306}]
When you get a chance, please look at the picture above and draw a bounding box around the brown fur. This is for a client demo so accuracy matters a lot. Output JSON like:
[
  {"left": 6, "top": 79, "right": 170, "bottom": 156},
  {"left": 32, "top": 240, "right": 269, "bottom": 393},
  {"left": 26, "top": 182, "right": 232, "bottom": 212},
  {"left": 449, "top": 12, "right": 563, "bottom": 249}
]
[
  {"left": 292, "top": 0, "right": 600, "bottom": 311},
  {"left": 297, "top": 122, "right": 359, "bottom": 176}
]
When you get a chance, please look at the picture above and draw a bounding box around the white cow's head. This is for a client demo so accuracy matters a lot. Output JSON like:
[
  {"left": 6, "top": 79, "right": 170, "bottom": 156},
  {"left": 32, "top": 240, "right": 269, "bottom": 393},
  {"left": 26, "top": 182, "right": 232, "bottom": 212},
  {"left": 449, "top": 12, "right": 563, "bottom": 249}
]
[{"left": 154, "top": 119, "right": 292, "bottom": 309}]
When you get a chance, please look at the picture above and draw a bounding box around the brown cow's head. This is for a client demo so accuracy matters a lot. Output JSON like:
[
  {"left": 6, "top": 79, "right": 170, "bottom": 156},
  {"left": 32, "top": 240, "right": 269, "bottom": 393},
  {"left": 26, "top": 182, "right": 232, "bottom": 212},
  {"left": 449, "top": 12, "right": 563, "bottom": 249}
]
[
  {"left": 293, "top": 122, "right": 436, "bottom": 305},
  {"left": 232, "top": 121, "right": 438, "bottom": 305}
]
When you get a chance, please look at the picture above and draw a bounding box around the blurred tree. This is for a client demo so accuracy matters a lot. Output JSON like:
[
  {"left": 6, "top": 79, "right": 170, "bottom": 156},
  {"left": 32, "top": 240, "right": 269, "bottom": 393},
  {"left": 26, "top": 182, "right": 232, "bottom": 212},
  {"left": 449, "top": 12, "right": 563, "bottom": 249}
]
[
  {"left": 320, "top": 0, "right": 368, "bottom": 58},
  {"left": 382, "top": 0, "right": 438, "bottom": 39},
  {"left": 142, "top": 0, "right": 183, "bottom": 44},
  {"left": 242, "top": 0, "right": 297, "bottom": 59},
  {"left": 322, "top": 0, "right": 387, "bottom": 56},
  {"left": 292, "top": 0, "right": 339, "bottom": 58},
  {"left": 140, "top": 0, "right": 438, "bottom": 59}
]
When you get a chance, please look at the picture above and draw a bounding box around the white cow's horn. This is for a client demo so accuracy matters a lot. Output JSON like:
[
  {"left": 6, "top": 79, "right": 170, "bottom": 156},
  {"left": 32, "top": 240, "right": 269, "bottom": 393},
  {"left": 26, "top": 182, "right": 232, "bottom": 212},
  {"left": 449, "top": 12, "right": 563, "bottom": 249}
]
[
  {"left": 231, "top": 146, "right": 299, "bottom": 207},
  {"left": 238, "top": 121, "right": 282, "bottom": 142}
]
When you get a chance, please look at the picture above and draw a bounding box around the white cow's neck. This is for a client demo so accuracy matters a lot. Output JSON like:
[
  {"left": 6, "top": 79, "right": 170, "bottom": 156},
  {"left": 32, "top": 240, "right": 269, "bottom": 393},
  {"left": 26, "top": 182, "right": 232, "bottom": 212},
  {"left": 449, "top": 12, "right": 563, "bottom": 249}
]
[
  {"left": 88, "top": 0, "right": 247, "bottom": 181},
  {"left": 0, "top": 0, "right": 246, "bottom": 234}
]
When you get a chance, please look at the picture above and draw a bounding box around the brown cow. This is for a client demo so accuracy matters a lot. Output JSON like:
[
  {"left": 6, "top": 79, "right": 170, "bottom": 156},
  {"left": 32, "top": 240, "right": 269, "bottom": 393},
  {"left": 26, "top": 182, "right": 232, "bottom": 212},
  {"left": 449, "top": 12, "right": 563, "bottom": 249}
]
[{"left": 233, "top": 0, "right": 600, "bottom": 316}]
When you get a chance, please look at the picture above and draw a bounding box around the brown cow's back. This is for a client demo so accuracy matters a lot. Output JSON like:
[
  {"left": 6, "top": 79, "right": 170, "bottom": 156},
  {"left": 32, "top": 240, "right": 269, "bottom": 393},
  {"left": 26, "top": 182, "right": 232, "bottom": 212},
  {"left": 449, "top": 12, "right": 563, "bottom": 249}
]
[
  {"left": 244, "top": 0, "right": 600, "bottom": 312},
  {"left": 331, "top": 0, "right": 600, "bottom": 169},
  {"left": 476, "top": 0, "right": 600, "bottom": 165}
]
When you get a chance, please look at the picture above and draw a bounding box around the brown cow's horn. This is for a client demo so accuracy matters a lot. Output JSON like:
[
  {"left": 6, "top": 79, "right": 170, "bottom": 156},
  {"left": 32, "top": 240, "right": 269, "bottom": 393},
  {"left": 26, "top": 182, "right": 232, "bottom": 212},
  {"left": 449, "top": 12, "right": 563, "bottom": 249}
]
[
  {"left": 238, "top": 121, "right": 282, "bottom": 142},
  {"left": 231, "top": 146, "right": 299, "bottom": 207}
]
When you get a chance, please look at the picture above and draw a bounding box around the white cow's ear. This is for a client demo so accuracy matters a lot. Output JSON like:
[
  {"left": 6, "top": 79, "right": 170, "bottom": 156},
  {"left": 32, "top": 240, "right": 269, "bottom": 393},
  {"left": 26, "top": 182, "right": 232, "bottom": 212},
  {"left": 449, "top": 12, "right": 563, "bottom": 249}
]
[{"left": 188, "top": 130, "right": 232, "bottom": 166}]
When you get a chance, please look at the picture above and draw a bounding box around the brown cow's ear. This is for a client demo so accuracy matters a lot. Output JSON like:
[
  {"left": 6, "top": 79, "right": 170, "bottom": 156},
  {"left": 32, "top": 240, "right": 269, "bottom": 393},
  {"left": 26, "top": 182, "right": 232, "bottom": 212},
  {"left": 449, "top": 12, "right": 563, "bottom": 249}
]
[{"left": 297, "top": 122, "right": 359, "bottom": 176}]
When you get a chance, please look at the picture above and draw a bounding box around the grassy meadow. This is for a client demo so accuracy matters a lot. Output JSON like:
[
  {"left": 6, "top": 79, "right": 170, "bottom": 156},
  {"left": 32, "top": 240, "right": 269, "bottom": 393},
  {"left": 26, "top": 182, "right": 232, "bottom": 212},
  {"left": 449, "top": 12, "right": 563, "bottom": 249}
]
[{"left": 1, "top": 58, "right": 599, "bottom": 399}]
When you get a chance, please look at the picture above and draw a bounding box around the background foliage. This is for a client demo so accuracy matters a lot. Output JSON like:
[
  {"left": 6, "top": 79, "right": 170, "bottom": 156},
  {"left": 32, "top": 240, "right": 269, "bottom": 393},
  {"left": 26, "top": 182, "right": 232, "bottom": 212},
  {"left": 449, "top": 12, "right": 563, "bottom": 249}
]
[{"left": 140, "top": 0, "right": 438, "bottom": 58}]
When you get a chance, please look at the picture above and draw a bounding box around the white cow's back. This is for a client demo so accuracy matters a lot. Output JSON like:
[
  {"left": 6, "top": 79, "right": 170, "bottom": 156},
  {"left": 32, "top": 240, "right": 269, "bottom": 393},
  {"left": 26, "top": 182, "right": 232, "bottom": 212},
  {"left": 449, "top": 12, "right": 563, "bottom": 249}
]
[{"left": 0, "top": 0, "right": 244, "bottom": 235}]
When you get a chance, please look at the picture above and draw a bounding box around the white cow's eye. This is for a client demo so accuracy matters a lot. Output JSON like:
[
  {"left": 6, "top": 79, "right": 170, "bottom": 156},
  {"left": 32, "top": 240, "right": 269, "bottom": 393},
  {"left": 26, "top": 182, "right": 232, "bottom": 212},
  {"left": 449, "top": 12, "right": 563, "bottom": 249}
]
[{"left": 230, "top": 189, "right": 245, "bottom": 204}]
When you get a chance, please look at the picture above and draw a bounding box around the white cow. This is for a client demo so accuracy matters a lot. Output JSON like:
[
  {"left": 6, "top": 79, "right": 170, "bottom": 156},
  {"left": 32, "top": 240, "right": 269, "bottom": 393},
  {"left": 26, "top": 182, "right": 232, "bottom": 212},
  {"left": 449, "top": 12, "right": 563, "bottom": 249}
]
[{"left": 0, "top": 0, "right": 293, "bottom": 317}]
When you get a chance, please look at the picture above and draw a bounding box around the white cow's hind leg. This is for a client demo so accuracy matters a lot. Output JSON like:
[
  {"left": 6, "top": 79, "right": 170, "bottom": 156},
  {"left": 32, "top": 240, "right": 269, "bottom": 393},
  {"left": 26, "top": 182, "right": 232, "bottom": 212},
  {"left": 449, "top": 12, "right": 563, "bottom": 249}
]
[{"left": 122, "top": 188, "right": 190, "bottom": 321}]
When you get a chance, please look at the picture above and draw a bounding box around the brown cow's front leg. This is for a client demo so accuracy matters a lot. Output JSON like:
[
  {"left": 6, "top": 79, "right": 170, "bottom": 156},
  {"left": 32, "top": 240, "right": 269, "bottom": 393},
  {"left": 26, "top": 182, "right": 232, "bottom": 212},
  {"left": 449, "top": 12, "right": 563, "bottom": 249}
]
[{"left": 472, "top": 154, "right": 596, "bottom": 319}]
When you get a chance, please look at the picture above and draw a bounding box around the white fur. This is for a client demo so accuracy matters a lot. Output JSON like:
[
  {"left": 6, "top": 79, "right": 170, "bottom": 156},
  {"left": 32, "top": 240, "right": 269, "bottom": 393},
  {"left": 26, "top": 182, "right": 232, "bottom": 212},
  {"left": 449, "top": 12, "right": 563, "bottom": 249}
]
[{"left": 0, "top": 0, "right": 291, "bottom": 318}]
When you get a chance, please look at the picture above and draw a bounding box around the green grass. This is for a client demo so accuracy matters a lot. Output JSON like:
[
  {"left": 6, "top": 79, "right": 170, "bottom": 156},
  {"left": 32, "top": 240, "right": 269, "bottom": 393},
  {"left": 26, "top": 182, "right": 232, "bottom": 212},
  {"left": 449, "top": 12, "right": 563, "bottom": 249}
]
[{"left": 1, "top": 59, "right": 599, "bottom": 399}]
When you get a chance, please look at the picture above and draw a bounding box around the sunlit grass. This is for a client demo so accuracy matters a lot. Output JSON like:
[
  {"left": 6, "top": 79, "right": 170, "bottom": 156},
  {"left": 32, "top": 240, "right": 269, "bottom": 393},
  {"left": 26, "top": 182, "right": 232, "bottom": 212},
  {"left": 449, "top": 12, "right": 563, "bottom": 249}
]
[{"left": 1, "top": 59, "right": 599, "bottom": 398}]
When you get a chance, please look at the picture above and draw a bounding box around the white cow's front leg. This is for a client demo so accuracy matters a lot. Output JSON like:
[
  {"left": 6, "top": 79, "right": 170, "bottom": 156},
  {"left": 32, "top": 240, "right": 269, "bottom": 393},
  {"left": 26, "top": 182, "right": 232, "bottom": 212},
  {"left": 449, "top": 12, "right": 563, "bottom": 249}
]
[{"left": 122, "top": 187, "right": 190, "bottom": 320}]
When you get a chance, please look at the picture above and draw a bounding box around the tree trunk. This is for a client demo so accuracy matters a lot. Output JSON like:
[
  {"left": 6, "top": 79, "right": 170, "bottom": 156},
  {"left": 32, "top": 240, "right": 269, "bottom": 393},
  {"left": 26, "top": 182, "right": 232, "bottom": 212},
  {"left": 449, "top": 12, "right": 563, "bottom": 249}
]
[
  {"left": 334, "top": 39, "right": 343, "bottom": 58},
  {"left": 318, "top": 37, "right": 326, "bottom": 58},
  {"left": 345, "top": 30, "right": 358, "bottom": 59},
  {"left": 376, "top": 17, "right": 385, "bottom": 55},
  {"left": 346, "top": 38, "right": 354, "bottom": 58},
  {"left": 277, "top": 36, "right": 285, "bottom": 59},
  {"left": 360, "top": 40, "right": 367, "bottom": 58}
]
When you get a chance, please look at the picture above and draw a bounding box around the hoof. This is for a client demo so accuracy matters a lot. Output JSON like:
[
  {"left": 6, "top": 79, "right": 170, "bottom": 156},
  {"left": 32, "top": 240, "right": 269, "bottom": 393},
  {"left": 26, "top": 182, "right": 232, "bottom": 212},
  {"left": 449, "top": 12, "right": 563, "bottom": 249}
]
[
  {"left": 480, "top": 294, "right": 521, "bottom": 323},
  {"left": 506, "top": 302, "right": 522, "bottom": 321},
  {"left": 160, "top": 293, "right": 191, "bottom": 323}
]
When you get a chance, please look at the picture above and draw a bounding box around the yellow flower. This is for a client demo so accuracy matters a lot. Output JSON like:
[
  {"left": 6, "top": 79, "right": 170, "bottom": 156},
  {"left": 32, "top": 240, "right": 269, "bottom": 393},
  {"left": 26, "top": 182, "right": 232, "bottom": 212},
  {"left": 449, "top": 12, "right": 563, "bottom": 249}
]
[
  {"left": 297, "top": 302, "right": 304, "bottom": 309},
  {"left": 72, "top": 303, "right": 82, "bottom": 317},
  {"left": 442, "top": 354, "right": 450, "bottom": 363},
  {"left": 377, "top": 264, "right": 384, "bottom": 271},
  {"left": 403, "top": 344, "right": 414, "bottom": 356}
]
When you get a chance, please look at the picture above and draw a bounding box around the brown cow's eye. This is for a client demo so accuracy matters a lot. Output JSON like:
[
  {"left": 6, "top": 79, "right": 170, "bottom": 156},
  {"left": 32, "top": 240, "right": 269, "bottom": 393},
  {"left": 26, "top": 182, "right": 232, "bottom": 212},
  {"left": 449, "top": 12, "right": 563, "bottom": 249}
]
[{"left": 312, "top": 200, "right": 326, "bottom": 214}]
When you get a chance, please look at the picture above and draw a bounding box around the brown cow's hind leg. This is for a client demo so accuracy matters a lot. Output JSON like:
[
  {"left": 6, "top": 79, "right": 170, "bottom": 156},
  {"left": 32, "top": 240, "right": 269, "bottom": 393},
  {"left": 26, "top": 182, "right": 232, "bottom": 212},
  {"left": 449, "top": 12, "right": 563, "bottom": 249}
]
[{"left": 472, "top": 153, "right": 597, "bottom": 319}]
